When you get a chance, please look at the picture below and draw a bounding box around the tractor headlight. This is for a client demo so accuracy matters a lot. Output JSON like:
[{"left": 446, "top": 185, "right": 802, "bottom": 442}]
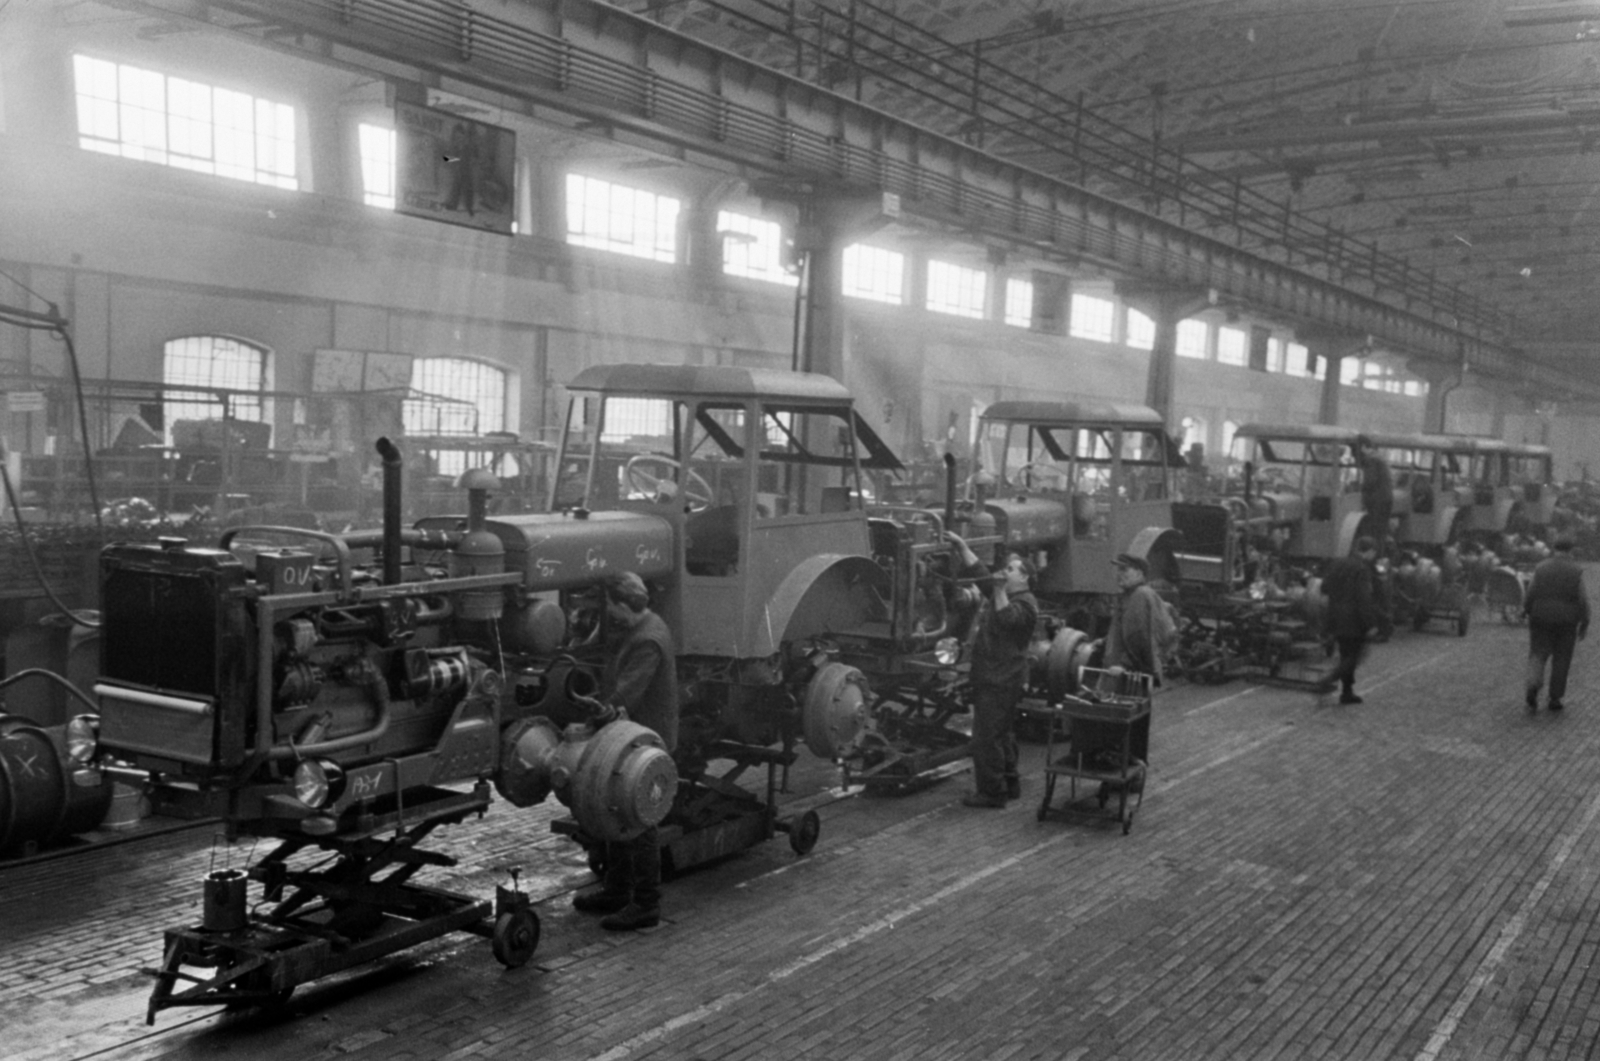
[
  {"left": 292, "top": 759, "right": 345, "bottom": 809},
  {"left": 65, "top": 714, "right": 98, "bottom": 765},
  {"left": 934, "top": 636, "right": 962, "bottom": 666}
]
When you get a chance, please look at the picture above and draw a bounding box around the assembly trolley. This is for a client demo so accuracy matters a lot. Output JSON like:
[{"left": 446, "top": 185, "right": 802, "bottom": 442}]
[{"left": 1035, "top": 668, "right": 1151, "bottom": 834}]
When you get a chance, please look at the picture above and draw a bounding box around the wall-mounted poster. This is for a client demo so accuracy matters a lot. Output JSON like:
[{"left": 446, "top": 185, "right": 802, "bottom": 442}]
[{"left": 395, "top": 102, "right": 515, "bottom": 234}]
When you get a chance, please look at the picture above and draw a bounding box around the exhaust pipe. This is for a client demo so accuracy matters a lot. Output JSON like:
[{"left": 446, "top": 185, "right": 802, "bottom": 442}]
[
  {"left": 375, "top": 437, "right": 403, "bottom": 585},
  {"left": 943, "top": 452, "right": 957, "bottom": 532}
]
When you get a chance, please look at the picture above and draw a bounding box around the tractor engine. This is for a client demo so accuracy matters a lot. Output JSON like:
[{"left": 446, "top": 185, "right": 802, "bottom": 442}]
[{"left": 94, "top": 438, "right": 676, "bottom": 844}]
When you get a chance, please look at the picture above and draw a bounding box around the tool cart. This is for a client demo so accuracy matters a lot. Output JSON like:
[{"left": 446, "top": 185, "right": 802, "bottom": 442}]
[{"left": 1035, "top": 668, "right": 1151, "bottom": 834}]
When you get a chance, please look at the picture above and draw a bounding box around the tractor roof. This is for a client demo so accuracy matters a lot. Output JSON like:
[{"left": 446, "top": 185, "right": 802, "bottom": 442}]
[
  {"left": 980, "top": 400, "right": 1166, "bottom": 429},
  {"left": 566, "top": 363, "right": 854, "bottom": 403}
]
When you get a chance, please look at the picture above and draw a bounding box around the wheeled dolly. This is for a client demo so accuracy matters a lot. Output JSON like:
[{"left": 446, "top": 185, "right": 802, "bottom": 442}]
[{"left": 553, "top": 740, "right": 820, "bottom": 875}]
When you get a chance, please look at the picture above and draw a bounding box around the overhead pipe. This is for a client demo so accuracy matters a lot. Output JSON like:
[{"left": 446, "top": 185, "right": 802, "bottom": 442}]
[{"left": 1176, "top": 110, "right": 1600, "bottom": 154}]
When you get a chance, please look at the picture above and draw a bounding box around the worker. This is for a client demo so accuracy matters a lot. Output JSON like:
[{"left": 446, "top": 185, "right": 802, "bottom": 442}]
[
  {"left": 1321, "top": 536, "right": 1381, "bottom": 704},
  {"left": 947, "top": 531, "right": 1038, "bottom": 808},
  {"left": 1104, "top": 553, "right": 1176, "bottom": 684},
  {"left": 571, "top": 571, "right": 680, "bottom": 931},
  {"left": 1523, "top": 536, "right": 1591, "bottom": 713}
]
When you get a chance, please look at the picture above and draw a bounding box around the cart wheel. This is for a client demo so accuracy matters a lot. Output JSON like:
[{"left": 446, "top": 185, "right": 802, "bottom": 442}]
[
  {"left": 492, "top": 908, "right": 540, "bottom": 968},
  {"left": 1456, "top": 608, "right": 1471, "bottom": 637},
  {"left": 787, "top": 810, "right": 821, "bottom": 856}
]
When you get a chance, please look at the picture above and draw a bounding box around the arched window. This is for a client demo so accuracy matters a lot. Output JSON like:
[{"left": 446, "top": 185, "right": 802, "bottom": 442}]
[
  {"left": 404, "top": 357, "right": 508, "bottom": 475},
  {"left": 162, "top": 335, "right": 268, "bottom": 442}
]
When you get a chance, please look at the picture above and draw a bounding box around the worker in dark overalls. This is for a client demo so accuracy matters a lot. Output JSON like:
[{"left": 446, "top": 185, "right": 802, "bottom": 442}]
[
  {"left": 571, "top": 571, "right": 680, "bottom": 931},
  {"left": 947, "top": 531, "right": 1039, "bottom": 808}
]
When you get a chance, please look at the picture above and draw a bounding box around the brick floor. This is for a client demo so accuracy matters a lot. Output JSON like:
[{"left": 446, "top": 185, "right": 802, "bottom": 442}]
[{"left": 4, "top": 602, "right": 1600, "bottom": 1060}]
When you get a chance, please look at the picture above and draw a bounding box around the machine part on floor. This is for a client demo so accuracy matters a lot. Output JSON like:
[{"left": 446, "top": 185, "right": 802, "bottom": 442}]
[{"left": 0, "top": 712, "right": 111, "bottom": 857}]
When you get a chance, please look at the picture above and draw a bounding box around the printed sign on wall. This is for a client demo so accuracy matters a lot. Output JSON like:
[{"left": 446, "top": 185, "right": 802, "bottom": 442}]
[{"left": 395, "top": 102, "right": 515, "bottom": 234}]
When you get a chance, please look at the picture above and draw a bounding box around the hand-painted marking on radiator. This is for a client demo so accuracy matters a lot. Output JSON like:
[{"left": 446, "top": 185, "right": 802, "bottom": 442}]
[
  {"left": 1414, "top": 784, "right": 1600, "bottom": 1061},
  {"left": 634, "top": 543, "right": 662, "bottom": 565},
  {"left": 348, "top": 769, "right": 385, "bottom": 799},
  {"left": 584, "top": 547, "right": 608, "bottom": 572},
  {"left": 532, "top": 558, "right": 562, "bottom": 579}
]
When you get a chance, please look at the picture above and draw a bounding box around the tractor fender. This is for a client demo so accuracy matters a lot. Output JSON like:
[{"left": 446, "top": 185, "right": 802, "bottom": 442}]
[
  {"left": 1124, "top": 525, "right": 1186, "bottom": 585},
  {"left": 760, "top": 553, "right": 891, "bottom": 655},
  {"left": 1335, "top": 510, "right": 1368, "bottom": 557}
]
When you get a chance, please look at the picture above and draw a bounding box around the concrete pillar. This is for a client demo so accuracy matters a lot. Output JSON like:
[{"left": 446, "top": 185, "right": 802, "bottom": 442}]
[
  {"left": 794, "top": 192, "right": 897, "bottom": 382},
  {"left": 1116, "top": 283, "right": 1210, "bottom": 429},
  {"left": 1301, "top": 330, "right": 1366, "bottom": 425},
  {"left": 1407, "top": 359, "right": 1463, "bottom": 434}
]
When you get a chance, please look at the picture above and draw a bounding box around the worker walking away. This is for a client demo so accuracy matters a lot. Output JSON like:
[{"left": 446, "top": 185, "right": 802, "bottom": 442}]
[
  {"left": 947, "top": 531, "right": 1038, "bottom": 808},
  {"left": 1523, "top": 536, "right": 1590, "bottom": 713},
  {"left": 571, "top": 571, "right": 680, "bottom": 930},
  {"left": 1321, "top": 536, "right": 1381, "bottom": 704}
]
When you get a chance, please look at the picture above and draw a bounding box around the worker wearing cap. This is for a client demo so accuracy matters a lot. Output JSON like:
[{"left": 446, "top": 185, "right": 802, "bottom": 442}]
[
  {"left": 946, "top": 531, "right": 1038, "bottom": 808},
  {"left": 1104, "top": 553, "right": 1174, "bottom": 684},
  {"left": 571, "top": 570, "right": 679, "bottom": 931}
]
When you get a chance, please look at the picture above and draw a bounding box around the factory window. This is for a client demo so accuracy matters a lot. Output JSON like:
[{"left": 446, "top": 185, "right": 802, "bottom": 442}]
[
  {"left": 162, "top": 336, "right": 267, "bottom": 442},
  {"left": 1286, "top": 341, "right": 1313, "bottom": 378},
  {"left": 73, "top": 55, "right": 297, "bottom": 189},
  {"left": 718, "top": 210, "right": 796, "bottom": 286},
  {"left": 358, "top": 123, "right": 396, "bottom": 209},
  {"left": 1069, "top": 294, "right": 1115, "bottom": 342},
  {"left": 1180, "top": 415, "right": 1207, "bottom": 453},
  {"left": 1404, "top": 379, "right": 1426, "bottom": 397},
  {"left": 841, "top": 244, "right": 904, "bottom": 305},
  {"left": 1266, "top": 336, "right": 1286, "bottom": 373},
  {"left": 1126, "top": 309, "right": 1155, "bottom": 350},
  {"left": 1004, "top": 278, "right": 1033, "bottom": 328},
  {"left": 565, "top": 173, "right": 680, "bottom": 263},
  {"left": 1176, "top": 319, "right": 1209, "bottom": 359},
  {"left": 1340, "top": 357, "right": 1362, "bottom": 387},
  {"left": 404, "top": 358, "right": 508, "bottom": 477},
  {"left": 1216, "top": 326, "right": 1248, "bottom": 367},
  {"left": 599, "top": 397, "right": 673, "bottom": 445},
  {"left": 926, "top": 260, "right": 987, "bottom": 319}
]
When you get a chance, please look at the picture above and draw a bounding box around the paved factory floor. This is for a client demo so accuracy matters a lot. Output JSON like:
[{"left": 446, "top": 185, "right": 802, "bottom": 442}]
[{"left": 5, "top": 601, "right": 1600, "bottom": 1061}]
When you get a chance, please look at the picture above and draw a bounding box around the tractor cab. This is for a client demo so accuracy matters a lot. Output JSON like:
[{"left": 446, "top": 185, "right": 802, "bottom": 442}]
[
  {"left": 550, "top": 363, "right": 902, "bottom": 660},
  {"left": 1362, "top": 432, "right": 1507, "bottom": 546},
  {"left": 975, "top": 400, "right": 1183, "bottom": 598},
  {"left": 1230, "top": 424, "right": 1367, "bottom": 562},
  {"left": 1503, "top": 442, "right": 1556, "bottom": 533}
]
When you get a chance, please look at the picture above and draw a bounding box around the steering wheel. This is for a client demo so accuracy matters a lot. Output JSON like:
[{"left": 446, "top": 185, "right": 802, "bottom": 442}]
[
  {"left": 1010, "top": 461, "right": 1065, "bottom": 491},
  {"left": 624, "top": 454, "right": 715, "bottom": 511}
]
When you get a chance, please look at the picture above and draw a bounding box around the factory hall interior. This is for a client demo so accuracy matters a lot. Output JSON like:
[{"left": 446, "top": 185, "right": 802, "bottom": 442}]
[{"left": 11, "top": 0, "right": 1600, "bottom": 1058}]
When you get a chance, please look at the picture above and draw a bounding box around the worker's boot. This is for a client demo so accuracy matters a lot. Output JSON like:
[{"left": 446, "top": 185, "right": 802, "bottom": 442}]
[
  {"left": 600, "top": 902, "right": 661, "bottom": 931},
  {"left": 573, "top": 842, "right": 630, "bottom": 914},
  {"left": 600, "top": 829, "right": 661, "bottom": 931}
]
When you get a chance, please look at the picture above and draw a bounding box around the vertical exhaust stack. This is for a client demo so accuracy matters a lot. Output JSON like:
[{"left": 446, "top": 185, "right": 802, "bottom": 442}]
[
  {"left": 375, "top": 437, "right": 403, "bottom": 585},
  {"left": 943, "top": 452, "right": 957, "bottom": 533}
]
